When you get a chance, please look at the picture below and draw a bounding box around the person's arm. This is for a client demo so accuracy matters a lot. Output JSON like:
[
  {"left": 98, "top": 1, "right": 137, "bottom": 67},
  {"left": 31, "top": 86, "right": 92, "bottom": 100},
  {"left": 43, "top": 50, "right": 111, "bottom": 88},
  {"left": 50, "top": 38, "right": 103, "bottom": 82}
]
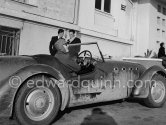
[
  {"left": 55, "top": 39, "right": 68, "bottom": 53},
  {"left": 75, "top": 38, "right": 81, "bottom": 53},
  {"left": 164, "top": 48, "right": 166, "bottom": 56},
  {"left": 49, "top": 36, "right": 58, "bottom": 56},
  {"left": 49, "top": 37, "right": 55, "bottom": 56}
]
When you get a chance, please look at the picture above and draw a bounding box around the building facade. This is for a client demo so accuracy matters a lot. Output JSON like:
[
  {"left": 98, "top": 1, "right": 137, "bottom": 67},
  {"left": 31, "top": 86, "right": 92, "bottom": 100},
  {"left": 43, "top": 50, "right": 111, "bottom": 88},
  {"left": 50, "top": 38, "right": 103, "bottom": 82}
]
[
  {"left": 134, "top": 0, "right": 166, "bottom": 57},
  {"left": 0, "top": 0, "right": 80, "bottom": 56},
  {"left": 0, "top": 0, "right": 165, "bottom": 58},
  {"left": 78, "top": 0, "right": 134, "bottom": 58}
]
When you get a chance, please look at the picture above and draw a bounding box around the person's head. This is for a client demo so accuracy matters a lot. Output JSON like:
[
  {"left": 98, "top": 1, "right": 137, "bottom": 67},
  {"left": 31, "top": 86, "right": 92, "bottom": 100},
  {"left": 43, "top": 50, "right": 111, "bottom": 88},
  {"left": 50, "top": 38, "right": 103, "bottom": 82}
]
[
  {"left": 69, "top": 29, "right": 76, "bottom": 39},
  {"left": 160, "top": 42, "right": 165, "bottom": 47},
  {"left": 58, "top": 29, "right": 64, "bottom": 38}
]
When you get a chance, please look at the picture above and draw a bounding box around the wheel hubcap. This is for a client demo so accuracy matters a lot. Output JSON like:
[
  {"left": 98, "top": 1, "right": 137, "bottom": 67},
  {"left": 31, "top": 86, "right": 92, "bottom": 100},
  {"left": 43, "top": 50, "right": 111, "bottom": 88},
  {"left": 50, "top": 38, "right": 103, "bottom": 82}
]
[
  {"left": 151, "top": 81, "right": 165, "bottom": 103},
  {"left": 24, "top": 87, "right": 55, "bottom": 121}
]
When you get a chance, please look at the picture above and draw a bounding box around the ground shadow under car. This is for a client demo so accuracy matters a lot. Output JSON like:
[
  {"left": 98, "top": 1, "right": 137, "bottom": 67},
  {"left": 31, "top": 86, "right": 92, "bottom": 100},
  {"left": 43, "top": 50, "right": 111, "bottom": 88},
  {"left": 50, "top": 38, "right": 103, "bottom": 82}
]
[
  {"left": 53, "top": 98, "right": 143, "bottom": 124},
  {"left": 80, "top": 108, "right": 118, "bottom": 125}
]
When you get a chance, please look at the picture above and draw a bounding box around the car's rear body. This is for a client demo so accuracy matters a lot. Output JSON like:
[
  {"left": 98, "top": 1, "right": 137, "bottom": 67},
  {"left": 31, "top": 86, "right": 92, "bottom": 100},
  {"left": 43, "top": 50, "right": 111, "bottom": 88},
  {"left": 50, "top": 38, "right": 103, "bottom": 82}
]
[{"left": 0, "top": 55, "right": 70, "bottom": 117}]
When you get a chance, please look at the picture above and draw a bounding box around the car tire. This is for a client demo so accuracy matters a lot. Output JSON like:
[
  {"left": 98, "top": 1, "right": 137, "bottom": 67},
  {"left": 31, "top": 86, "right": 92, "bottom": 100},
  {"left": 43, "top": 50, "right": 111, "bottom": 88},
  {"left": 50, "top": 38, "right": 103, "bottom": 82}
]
[
  {"left": 144, "top": 74, "right": 166, "bottom": 108},
  {"left": 14, "top": 75, "right": 61, "bottom": 125}
]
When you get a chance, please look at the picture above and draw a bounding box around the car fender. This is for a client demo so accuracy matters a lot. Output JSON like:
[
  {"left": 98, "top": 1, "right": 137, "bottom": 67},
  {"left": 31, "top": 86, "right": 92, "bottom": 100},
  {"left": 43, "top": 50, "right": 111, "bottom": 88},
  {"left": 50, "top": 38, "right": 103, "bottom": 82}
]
[
  {"left": 133, "top": 65, "right": 166, "bottom": 98},
  {"left": 0, "top": 64, "right": 69, "bottom": 117}
]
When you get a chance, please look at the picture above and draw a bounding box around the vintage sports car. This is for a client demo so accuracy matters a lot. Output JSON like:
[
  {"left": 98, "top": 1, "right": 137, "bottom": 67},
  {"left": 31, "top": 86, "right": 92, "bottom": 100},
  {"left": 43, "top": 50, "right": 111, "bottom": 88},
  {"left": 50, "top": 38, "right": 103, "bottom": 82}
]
[{"left": 0, "top": 42, "right": 166, "bottom": 125}]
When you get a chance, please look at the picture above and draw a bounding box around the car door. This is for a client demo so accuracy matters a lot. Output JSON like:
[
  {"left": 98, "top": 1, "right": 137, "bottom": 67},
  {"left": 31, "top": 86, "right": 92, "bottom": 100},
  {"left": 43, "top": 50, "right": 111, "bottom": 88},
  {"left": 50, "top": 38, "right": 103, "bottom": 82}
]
[{"left": 68, "top": 64, "right": 107, "bottom": 107}]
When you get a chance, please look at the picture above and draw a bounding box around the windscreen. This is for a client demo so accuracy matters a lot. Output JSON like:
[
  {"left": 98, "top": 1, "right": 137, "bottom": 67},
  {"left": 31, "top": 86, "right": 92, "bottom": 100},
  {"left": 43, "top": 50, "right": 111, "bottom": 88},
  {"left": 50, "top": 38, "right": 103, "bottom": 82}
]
[{"left": 69, "top": 43, "right": 103, "bottom": 61}]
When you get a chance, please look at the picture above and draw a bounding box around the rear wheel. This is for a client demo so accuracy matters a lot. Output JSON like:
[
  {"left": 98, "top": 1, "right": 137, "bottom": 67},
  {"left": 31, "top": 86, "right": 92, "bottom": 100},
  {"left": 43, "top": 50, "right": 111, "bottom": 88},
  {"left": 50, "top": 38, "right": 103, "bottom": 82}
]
[
  {"left": 144, "top": 74, "right": 166, "bottom": 108},
  {"left": 14, "top": 75, "right": 61, "bottom": 125}
]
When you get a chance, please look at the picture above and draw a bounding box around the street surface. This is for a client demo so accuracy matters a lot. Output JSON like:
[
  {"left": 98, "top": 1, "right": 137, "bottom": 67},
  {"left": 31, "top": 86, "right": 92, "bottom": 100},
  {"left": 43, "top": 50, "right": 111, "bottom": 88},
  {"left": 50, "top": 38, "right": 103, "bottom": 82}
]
[{"left": 1, "top": 99, "right": 166, "bottom": 125}]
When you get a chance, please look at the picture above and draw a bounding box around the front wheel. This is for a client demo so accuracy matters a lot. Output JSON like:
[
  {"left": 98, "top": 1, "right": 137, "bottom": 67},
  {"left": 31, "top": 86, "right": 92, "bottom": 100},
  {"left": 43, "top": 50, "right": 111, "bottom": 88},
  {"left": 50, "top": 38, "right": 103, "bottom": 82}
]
[
  {"left": 144, "top": 74, "right": 166, "bottom": 108},
  {"left": 14, "top": 75, "right": 61, "bottom": 125}
]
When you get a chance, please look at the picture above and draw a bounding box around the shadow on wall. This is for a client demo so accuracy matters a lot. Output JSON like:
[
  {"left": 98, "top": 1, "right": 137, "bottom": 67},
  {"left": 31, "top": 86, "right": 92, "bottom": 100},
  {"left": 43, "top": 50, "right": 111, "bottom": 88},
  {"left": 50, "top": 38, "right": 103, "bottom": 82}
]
[{"left": 80, "top": 108, "right": 118, "bottom": 125}]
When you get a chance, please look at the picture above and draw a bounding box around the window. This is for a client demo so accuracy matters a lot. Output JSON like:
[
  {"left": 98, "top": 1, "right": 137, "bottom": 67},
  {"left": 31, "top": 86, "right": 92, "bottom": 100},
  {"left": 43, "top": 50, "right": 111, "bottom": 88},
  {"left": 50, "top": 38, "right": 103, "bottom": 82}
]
[
  {"left": 163, "top": 8, "right": 166, "bottom": 15},
  {"left": 95, "top": 0, "right": 111, "bottom": 13},
  {"left": 104, "top": 0, "right": 111, "bottom": 13},
  {"left": 162, "top": 30, "right": 165, "bottom": 38},
  {"left": 157, "top": 16, "right": 161, "bottom": 25},
  {"left": 158, "top": 5, "right": 161, "bottom": 12},
  {"left": 0, "top": 26, "right": 20, "bottom": 56},
  {"left": 162, "top": 19, "right": 165, "bottom": 26},
  {"left": 95, "top": 0, "right": 102, "bottom": 10},
  {"left": 157, "top": 29, "right": 160, "bottom": 37},
  {"left": 156, "top": 41, "right": 160, "bottom": 43}
]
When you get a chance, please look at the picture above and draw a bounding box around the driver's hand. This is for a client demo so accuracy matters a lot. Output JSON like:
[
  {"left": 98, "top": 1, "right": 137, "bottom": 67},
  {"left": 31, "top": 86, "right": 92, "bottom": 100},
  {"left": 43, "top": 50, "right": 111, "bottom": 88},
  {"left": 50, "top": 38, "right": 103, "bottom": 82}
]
[
  {"left": 77, "top": 58, "right": 84, "bottom": 66},
  {"left": 83, "top": 58, "right": 90, "bottom": 66}
]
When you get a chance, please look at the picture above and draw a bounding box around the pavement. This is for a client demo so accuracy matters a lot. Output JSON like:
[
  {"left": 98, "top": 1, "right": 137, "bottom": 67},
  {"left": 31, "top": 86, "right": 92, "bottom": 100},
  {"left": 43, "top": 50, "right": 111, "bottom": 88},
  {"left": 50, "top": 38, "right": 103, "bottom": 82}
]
[{"left": 1, "top": 99, "right": 166, "bottom": 125}]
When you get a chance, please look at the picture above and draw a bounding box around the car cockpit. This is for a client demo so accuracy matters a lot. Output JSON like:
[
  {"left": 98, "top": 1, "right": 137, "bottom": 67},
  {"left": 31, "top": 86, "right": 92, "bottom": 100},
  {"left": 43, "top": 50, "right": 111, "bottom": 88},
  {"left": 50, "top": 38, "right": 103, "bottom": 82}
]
[{"left": 76, "top": 50, "right": 96, "bottom": 75}]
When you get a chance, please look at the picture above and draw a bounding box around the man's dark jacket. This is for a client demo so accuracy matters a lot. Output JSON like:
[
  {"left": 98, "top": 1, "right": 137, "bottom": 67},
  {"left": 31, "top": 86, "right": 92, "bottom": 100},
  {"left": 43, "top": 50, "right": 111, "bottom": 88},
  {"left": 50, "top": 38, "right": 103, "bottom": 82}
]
[
  {"left": 49, "top": 36, "right": 58, "bottom": 56},
  {"left": 158, "top": 47, "right": 166, "bottom": 58},
  {"left": 68, "top": 37, "right": 81, "bottom": 58}
]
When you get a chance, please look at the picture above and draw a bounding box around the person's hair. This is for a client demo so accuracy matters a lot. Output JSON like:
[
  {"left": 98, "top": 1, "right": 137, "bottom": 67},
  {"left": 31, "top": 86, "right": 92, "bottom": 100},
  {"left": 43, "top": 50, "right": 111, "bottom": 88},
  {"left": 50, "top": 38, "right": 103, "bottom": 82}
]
[
  {"left": 69, "top": 29, "right": 75, "bottom": 34},
  {"left": 160, "top": 42, "right": 164, "bottom": 47},
  {"left": 58, "top": 29, "right": 64, "bottom": 34}
]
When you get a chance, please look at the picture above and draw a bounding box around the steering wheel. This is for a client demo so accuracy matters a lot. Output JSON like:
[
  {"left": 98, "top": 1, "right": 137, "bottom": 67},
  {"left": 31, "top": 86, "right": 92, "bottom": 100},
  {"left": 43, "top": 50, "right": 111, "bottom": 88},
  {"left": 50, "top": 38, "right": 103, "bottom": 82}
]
[{"left": 78, "top": 50, "right": 92, "bottom": 67}]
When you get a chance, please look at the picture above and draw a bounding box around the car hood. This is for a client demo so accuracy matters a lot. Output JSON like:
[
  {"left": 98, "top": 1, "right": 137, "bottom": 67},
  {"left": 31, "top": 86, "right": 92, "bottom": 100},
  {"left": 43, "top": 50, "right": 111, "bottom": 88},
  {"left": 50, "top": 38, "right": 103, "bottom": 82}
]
[{"left": 97, "top": 59, "right": 146, "bottom": 74}]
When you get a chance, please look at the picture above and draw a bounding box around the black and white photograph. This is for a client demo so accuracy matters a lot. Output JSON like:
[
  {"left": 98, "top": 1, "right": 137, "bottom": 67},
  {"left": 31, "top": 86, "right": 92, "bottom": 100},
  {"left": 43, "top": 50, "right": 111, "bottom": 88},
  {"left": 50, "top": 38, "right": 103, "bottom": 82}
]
[{"left": 1, "top": 0, "right": 166, "bottom": 125}]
